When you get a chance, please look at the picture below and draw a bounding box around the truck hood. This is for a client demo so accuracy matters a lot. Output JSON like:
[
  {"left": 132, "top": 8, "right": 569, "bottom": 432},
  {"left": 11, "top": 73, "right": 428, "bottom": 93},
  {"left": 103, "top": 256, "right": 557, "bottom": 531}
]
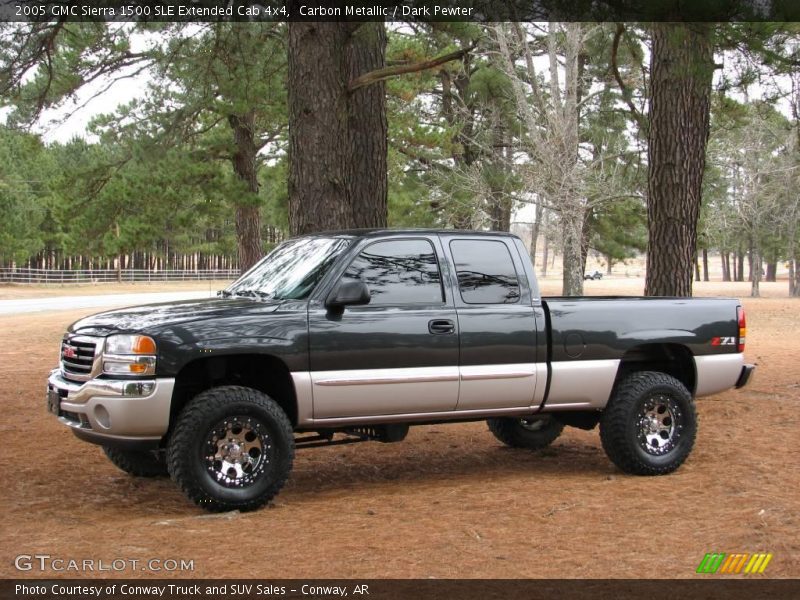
[{"left": 67, "top": 297, "right": 282, "bottom": 336}]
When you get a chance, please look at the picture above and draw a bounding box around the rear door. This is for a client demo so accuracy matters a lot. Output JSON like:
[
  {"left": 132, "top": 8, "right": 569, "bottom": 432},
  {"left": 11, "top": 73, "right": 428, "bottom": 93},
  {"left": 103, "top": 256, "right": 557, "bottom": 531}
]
[
  {"left": 308, "top": 236, "right": 460, "bottom": 419},
  {"left": 441, "top": 236, "right": 543, "bottom": 411}
]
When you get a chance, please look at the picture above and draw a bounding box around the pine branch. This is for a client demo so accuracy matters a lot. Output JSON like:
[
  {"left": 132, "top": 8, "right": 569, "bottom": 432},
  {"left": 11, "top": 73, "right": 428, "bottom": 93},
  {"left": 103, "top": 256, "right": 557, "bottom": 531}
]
[
  {"left": 348, "top": 44, "right": 476, "bottom": 93},
  {"left": 611, "top": 23, "right": 647, "bottom": 131}
]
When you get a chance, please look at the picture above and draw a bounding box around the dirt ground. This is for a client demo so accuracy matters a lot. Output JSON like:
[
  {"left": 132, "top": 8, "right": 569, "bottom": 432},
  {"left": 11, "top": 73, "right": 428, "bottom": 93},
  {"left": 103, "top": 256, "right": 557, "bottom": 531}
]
[{"left": 0, "top": 279, "right": 797, "bottom": 579}]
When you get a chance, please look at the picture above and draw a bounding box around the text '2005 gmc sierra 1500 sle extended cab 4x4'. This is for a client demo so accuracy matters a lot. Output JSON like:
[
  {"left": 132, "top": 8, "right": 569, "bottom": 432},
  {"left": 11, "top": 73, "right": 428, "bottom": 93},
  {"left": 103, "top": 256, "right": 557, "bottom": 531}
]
[{"left": 47, "top": 230, "right": 754, "bottom": 512}]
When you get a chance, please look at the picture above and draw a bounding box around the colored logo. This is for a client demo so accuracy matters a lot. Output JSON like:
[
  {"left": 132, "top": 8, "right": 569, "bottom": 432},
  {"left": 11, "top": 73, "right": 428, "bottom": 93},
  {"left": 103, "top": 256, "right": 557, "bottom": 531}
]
[{"left": 696, "top": 553, "right": 773, "bottom": 574}]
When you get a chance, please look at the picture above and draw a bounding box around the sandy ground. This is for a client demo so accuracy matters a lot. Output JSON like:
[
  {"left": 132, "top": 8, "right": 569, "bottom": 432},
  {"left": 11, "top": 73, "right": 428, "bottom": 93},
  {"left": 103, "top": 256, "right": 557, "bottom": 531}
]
[{"left": 0, "top": 279, "right": 797, "bottom": 579}]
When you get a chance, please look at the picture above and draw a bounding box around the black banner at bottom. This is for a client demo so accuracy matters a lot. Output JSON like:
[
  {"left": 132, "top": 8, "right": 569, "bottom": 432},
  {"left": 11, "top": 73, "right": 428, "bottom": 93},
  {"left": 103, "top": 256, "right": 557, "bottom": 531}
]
[{"left": 3, "top": 579, "right": 800, "bottom": 600}]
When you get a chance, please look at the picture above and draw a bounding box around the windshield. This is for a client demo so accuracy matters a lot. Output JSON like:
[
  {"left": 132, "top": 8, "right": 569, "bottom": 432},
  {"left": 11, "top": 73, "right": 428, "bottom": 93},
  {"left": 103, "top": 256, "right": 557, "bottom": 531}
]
[{"left": 224, "top": 236, "right": 353, "bottom": 300}]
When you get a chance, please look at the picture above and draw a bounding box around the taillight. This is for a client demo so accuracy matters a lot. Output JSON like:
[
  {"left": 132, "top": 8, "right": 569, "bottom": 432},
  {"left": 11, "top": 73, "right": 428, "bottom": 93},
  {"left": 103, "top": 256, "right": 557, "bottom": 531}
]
[{"left": 737, "top": 305, "right": 746, "bottom": 352}]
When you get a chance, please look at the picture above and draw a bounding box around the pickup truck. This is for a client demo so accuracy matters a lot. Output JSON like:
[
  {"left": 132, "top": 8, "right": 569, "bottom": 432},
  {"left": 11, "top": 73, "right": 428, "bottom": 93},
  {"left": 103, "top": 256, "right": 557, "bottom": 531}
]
[{"left": 47, "top": 229, "right": 754, "bottom": 512}]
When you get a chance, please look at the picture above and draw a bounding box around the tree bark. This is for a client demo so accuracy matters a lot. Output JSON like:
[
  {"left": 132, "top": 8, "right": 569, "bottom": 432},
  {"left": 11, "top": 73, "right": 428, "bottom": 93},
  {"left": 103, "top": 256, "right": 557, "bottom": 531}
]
[
  {"left": 541, "top": 213, "right": 549, "bottom": 278},
  {"left": 721, "top": 251, "right": 730, "bottom": 282},
  {"left": 288, "top": 22, "right": 352, "bottom": 235},
  {"left": 702, "top": 248, "right": 709, "bottom": 281},
  {"left": 562, "top": 203, "right": 585, "bottom": 296},
  {"left": 529, "top": 201, "right": 544, "bottom": 269},
  {"left": 765, "top": 260, "right": 777, "bottom": 283},
  {"left": 287, "top": 20, "right": 387, "bottom": 235},
  {"left": 644, "top": 23, "right": 714, "bottom": 297},
  {"left": 228, "top": 112, "right": 263, "bottom": 273},
  {"left": 789, "top": 220, "right": 799, "bottom": 296},
  {"left": 346, "top": 22, "right": 387, "bottom": 228},
  {"left": 736, "top": 250, "right": 745, "bottom": 282},
  {"left": 751, "top": 247, "right": 761, "bottom": 297},
  {"left": 557, "top": 24, "right": 584, "bottom": 297}
]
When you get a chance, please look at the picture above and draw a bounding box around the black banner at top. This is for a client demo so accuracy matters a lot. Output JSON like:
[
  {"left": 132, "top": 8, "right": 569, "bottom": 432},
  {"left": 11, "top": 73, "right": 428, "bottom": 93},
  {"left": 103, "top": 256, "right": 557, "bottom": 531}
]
[{"left": 1, "top": 0, "right": 799, "bottom": 22}]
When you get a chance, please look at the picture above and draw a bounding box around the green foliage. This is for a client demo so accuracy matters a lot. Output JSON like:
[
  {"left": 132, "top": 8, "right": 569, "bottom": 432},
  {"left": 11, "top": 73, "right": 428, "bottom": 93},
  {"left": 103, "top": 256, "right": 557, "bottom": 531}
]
[{"left": 0, "top": 126, "right": 54, "bottom": 261}]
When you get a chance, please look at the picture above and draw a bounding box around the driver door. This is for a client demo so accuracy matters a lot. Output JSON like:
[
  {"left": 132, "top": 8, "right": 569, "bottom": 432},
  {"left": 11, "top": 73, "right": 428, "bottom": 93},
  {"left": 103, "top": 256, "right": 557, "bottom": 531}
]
[{"left": 308, "top": 236, "right": 460, "bottom": 419}]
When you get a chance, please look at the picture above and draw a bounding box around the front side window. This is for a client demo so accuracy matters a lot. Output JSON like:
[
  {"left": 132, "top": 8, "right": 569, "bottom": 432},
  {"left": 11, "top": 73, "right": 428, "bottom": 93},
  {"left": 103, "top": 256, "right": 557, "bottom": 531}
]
[
  {"left": 341, "top": 239, "right": 444, "bottom": 305},
  {"left": 450, "top": 239, "right": 520, "bottom": 304}
]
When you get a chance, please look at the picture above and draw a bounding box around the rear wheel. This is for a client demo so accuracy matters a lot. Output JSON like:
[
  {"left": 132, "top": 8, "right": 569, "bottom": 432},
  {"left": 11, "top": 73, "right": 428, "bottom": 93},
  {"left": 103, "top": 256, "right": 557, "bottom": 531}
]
[
  {"left": 600, "top": 371, "right": 696, "bottom": 475},
  {"left": 487, "top": 415, "right": 565, "bottom": 450},
  {"left": 167, "top": 386, "right": 295, "bottom": 512},
  {"left": 102, "top": 446, "right": 168, "bottom": 477}
]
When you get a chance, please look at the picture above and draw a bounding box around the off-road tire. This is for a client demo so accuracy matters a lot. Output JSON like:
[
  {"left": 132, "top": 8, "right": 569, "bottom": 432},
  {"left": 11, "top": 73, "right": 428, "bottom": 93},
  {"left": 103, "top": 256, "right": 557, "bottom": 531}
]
[
  {"left": 600, "top": 371, "right": 697, "bottom": 476},
  {"left": 487, "top": 415, "right": 565, "bottom": 449},
  {"left": 167, "top": 385, "right": 294, "bottom": 512},
  {"left": 102, "top": 446, "right": 168, "bottom": 477}
]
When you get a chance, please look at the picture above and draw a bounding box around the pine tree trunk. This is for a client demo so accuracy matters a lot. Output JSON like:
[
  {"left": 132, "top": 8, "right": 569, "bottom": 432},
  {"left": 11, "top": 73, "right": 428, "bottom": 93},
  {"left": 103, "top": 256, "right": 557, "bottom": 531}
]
[
  {"left": 287, "top": 21, "right": 388, "bottom": 235},
  {"left": 530, "top": 202, "right": 545, "bottom": 269},
  {"left": 562, "top": 204, "right": 585, "bottom": 296},
  {"left": 229, "top": 112, "right": 263, "bottom": 273},
  {"left": 751, "top": 246, "right": 761, "bottom": 298},
  {"left": 765, "top": 260, "right": 776, "bottom": 282},
  {"left": 702, "top": 248, "right": 709, "bottom": 281},
  {"left": 736, "top": 251, "right": 745, "bottom": 282},
  {"left": 346, "top": 22, "right": 387, "bottom": 228},
  {"left": 789, "top": 220, "right": 799, "bottom": 296},
  {"left": 541, "top": 221, "right": 549, "bottom": 278},
  {"left": 288, "top": 22, "right": 352, "bottom": 235},
  {"left": 644, "top": 23, "right": 714, "bottom": 297}
]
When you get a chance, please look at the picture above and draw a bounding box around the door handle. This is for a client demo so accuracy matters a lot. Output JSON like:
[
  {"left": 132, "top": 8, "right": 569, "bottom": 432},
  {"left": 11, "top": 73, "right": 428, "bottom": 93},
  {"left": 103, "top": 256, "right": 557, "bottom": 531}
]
[{"left": 428, "top": 319, "right": 455, "bottom": 334}]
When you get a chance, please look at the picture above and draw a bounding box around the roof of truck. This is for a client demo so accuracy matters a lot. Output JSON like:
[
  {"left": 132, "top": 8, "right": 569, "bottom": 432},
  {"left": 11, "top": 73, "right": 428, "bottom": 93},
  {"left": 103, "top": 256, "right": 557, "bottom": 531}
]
[{"left": 298, "top": 228, "right": 521, "bottom": 238}]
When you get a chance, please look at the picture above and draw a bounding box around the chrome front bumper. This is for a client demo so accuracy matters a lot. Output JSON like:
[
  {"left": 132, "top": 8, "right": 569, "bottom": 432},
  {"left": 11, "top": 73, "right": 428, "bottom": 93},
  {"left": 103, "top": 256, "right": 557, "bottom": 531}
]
[{"left": 47, "top": 369, "right": 175, "bottom": 448}]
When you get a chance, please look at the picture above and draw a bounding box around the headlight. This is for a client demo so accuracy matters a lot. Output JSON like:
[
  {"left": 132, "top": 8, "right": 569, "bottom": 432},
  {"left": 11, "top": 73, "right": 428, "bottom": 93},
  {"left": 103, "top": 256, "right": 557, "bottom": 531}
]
[{"left": 103, "top": 335, "right": 157, "bottom": 376}]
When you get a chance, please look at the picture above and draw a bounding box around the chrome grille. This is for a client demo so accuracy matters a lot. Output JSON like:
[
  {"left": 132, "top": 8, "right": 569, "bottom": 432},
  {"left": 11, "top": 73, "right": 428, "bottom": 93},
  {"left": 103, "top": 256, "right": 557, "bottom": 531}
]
[{"left": 61, "top": 336, "right": 100, "bottom": 381}]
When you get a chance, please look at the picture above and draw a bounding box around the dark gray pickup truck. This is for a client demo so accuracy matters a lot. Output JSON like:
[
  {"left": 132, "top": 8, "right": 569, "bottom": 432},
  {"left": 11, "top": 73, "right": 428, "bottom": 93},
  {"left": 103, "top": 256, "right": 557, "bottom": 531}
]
[{"left": 47, "top": 229, "right": 754, "bottom": 512}]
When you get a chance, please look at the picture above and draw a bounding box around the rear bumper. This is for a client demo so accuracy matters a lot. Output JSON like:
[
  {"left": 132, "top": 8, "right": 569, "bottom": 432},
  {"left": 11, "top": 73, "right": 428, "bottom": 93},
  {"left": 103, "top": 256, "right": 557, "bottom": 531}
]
[
  {"left": 735, "top": 364, "right": 755, "bottom": 389},
  {"left": 47, "top": 369, "right": 174, "bottom": 449}
]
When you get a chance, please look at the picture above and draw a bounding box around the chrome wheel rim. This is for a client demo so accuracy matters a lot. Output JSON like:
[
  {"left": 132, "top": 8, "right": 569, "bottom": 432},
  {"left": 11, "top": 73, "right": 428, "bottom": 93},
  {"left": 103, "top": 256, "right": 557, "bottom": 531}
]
[
  {"left": 636, "top": 395, "right": 682, "bottom": 456},
  {"left": 203, "top": 416, "right": 272, "bottom": 488}
]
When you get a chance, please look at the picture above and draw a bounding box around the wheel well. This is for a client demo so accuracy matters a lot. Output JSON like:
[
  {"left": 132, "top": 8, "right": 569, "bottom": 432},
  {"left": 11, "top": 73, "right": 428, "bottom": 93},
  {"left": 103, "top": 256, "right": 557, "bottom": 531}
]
[
  {"left": 614, "top": 344, "right": 695, "bottom": 395},
  {"left": 169, "top": 354, "right": 298, "bottom": 428}
]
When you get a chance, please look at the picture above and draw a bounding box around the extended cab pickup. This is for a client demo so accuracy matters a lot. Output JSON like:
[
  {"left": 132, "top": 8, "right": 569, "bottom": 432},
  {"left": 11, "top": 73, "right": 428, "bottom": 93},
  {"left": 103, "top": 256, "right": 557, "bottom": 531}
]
[{"left": 47, "top": 230, "right": 754, "bottom": 512}]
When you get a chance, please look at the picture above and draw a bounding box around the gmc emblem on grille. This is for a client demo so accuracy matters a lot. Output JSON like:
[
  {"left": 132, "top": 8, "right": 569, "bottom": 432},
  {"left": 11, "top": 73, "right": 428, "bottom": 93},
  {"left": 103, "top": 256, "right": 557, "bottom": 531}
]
[{"left": 63, "top": 346, "right": 78, "bottom": 359}]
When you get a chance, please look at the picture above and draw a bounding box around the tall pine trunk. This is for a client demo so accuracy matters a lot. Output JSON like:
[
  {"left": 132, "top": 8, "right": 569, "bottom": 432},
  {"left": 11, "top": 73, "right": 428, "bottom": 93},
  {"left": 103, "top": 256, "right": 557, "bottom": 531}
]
[
  {"left": 287, "top": 22, "right": 351, "bottom": 234},
  {"left": 645, "top": 23, "right": 714, "bottom": 297},
  {"left": 346, "top": 23, "right": 387, "bottom": 228},
  {"left": 529, "top": 201, "right": 545, "bottom": 269},
  {"left": 287, "top": 21, "right": 387, "bottom": 235},
  {"left": 721, "top": 251, "right": 730, "bottom": 281},
  {"left": 229, "top": 112, "right": 263, "bottom": 273},
  {"left": 765, "top": 261, "right": 776, "bottom": 282}
]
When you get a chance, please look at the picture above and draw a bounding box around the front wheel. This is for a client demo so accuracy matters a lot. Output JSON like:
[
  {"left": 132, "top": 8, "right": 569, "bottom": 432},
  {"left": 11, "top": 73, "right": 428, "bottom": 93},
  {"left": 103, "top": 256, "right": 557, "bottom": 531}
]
[
  {"left": 600, "top": 371, "right": 697, "bottom": 475},
  {"left": 487, "top": 415, "right": 565, "bottom": 450},
  {"left": 167, "top": 386, "right": 295, "bottom": 512}
]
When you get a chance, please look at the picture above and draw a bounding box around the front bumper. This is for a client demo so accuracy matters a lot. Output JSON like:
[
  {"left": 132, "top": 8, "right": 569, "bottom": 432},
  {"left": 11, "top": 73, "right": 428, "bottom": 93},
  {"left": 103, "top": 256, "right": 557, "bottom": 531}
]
[{"left": 47, "top": 369, "right": 175, "bottom": 449}]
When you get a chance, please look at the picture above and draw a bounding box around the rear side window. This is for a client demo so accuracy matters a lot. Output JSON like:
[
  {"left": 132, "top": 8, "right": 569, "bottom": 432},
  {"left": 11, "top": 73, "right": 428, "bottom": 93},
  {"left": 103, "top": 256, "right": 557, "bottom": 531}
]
[
  {"left": 450, "top": 240, "right": 520, "bottom": 304},
  {"left": 341, "top": 239, "right": 444, "bottom": 305}
]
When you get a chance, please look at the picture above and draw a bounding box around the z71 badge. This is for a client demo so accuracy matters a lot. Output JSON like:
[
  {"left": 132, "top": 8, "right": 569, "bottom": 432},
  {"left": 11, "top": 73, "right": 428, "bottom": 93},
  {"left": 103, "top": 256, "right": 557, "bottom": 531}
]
[{"left": 711, "top": 336, "right": 736, "bottom": 346}]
